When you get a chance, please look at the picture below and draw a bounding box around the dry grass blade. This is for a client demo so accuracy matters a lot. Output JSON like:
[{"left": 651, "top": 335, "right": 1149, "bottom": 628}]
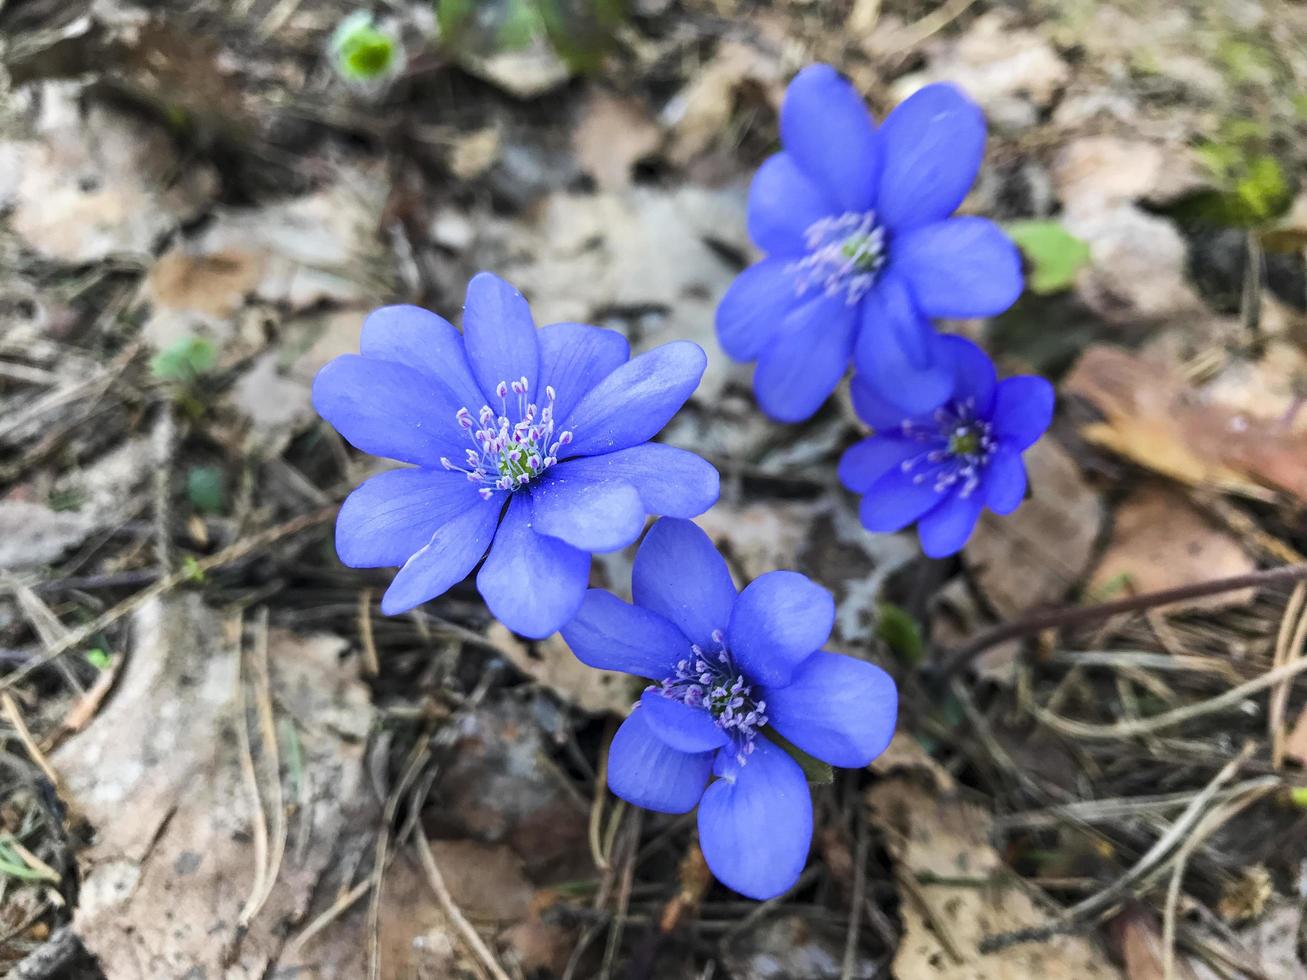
[
  {"left": 0, "top": 505, "right": 336, "bottom": 694},
  {"left": 1270, "top": 583, "right": 1307, "bottom": 767},
  {"left": 0, "top": 692, "right": 59, "bottom": 789},
  {"left": 1030, "top": 655, "right": 1307, "bottom": 740},
  {"left": 980, "top": 745, "right": 1268, "bottom": 952},
  {"left": 413, "top": 823, "right": 513, "bottom": 980}
]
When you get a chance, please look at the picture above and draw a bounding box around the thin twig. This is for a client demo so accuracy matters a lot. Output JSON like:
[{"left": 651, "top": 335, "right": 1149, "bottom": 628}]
[
  {"left": 414, "top": 823, "right": 513, "bottom": 980},
  {"left": 0, "top": 506, "right": 336, "bottom": 693},
  {"left": 1030, "top": 655, "right": 1307, "bottom": 740},
  {"left": 1270, "top": 583, "right": 1307, "bottom": 767},
  {"left": 589, "top": 721, "right": 615, "bottom": 872},
  {"left": 1162, "top": 783, "right": 1276, "bottom": 980},
  {"left": 935, "top": 563, "right": 1307, "bottom": 681},
  {"left": 979, "top": 746, "right": 1265, "bottom": 952},
  {"left": 1, "top": 693, "right": 59, "bottom": 788},
  {"left": 841, "top": 817, "right": 871, "bottom": 980},
  {"left": 358, "top": 589, "right": 380, "bottom": 677},
  {"left": 281, "top": 875, "right": 375, "bottom": 963},
  {"left": 234, "top": 610, "right": 270, "bottom": 934}
]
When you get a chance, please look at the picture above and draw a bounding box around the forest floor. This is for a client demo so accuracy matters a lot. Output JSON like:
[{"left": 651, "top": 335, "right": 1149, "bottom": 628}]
[{"left": 3, "top": 0, "right": 1307, "bottom": 977}]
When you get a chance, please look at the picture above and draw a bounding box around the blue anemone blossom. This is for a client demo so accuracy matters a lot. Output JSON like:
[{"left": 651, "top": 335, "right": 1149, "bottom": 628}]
[
  {"left": 312, "top": 273, "right": 719, "bottom": 639},
  {"left": 840, "top": 335, "right": 1053, "bottom": 558},
  {"left": 717, "top": 64, "right": 1024, "bottom": 423},
  {"left": 561, "top": 518, "right": 897, "bottom": 900}
]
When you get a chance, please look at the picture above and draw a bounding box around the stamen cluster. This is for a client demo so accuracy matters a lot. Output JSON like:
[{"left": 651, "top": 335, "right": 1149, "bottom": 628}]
[
  {"left": 788, "top": 211, "right": 887, "bottom": 306},
  {"left": 899, "top": 398, "right": 997, "bottom": 499},
  {"left": 659, "top": 629, "right": 769, "bottom": 765},
  {"left": 441, "top": 377, "right": 573, "bottom": 499}
]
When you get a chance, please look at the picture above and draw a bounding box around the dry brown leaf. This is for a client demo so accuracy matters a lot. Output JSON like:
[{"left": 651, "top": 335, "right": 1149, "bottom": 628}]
[
  {"left": 51, "top": 597, "right": 459, "bottom": 978},
  {"left": 139, "top": 166, "right": 391, "bottom": 350},
  {"left": 1088, "top": 483, "right": 1256, "bottom": 611},
  {"left": 1109, "top": 905, "right": 1201, "bottom": 980},
  {"left": 868, "top": 776, "right": 1122, "bottom": 979},
  {"left": 573, "top": 93, "right": 661, "bottom": 190},
  {"left": 897, "top": 10, "right": 1069, "bottom": 130},
  {"left": 1065, "top": 345, "right": 1307, "bottom": 502},
  {"left": 660, "top": 39, "right": 783, "bottom": 165},
  {"left": 965, "top": 438, "right": 1105, "bottom": 619},
  {"left": 495, "top": 184, "right": 750, "bottom": 403},
  {"left": 3, "top": 86, "right": 216, "bottom": 263},
  {"left": 488, "top": 624, "right": 636, "bottom": 716},
  {"left": 427, "top": 840, "right": 534, "bottom": 922}
]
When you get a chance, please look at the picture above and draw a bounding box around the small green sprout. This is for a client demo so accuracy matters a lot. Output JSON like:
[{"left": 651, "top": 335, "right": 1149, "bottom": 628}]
[
  {"left": 330, "top": 12, "right": 404, "bottom": 85},
  {"left": 86, "top": 648, "right": 112, "bottom": 671},
  {"left": 150, "top": 336, "right": 216, "bottom": 384}
]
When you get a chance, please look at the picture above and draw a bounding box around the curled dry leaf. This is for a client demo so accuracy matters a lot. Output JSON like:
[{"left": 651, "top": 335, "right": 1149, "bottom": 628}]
[
  {"left": 867, "top": 776, "right": 1123, "bottom": 980},
  {"left": 1064, "top": 345, "right": 1307, "bottom": 503},
  {"left": 965, "top": 438, "right": 1105, "bottom": 620},
  {"left": 1089, "top": 483, "right": 1256, "bottom": 611}
]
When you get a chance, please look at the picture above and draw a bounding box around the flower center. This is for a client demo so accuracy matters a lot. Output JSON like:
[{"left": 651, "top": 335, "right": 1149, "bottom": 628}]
[
  {"left": 897, "top": 399, "right": 996, "bottom": 499},
  {"left": 440, "top": 377, "right": 572, "bottom": 499},
  {"left": 788, "top": 211, "right": 887, "bottom": 306},
  {"left": 658, "top": 630, "right": 768, "bottom": 765}
]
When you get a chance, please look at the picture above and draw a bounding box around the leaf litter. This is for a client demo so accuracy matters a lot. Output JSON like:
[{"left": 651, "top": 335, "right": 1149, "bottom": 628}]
[{"left": 5, "top": 0, "right": 1307, "bottom": 977}]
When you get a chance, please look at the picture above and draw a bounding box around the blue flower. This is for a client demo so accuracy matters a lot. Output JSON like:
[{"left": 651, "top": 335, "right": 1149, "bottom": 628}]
[
  {"left": 717, "top": 64, "right": 1024, "bottom": 423},
  {"left": 561, "top": 518, "right": 897, "bottom": 900},
  {"left": 312, "top": 273, "right": 719, "bottom": 639},
  {"left": 840, "top": 335, "right": 1053, "bottom": 558}
]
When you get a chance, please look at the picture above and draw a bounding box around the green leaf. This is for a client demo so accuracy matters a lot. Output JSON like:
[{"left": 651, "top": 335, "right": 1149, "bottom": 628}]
[
  {"left": 1005, "top": 220, "right": 1091, "bottom": 295},
  {"left": 876, "top": 602, "right": 923, "bottom": 666},
  {"left": 766, "top": 729, "right": 834, "bottom": 785},
  {"left": 186, "top": 466, "right": 226, "bottom": 515},
  {"left": 150, "top": 336, "right": 216, "bottom": 383},
  {"left": 85, "top": 648, "right": 112, "bottom": 670}
]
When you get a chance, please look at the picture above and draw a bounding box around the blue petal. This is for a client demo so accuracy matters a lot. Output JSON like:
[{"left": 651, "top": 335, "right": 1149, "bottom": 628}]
[
  {"left": 536, "top": 321, "right": 630, "bottom": 427},
  {"left": 893, "top": 217, "right": 1024, "bottom": 319},
  {"left": 727, "top": 571, "right": 834, "bottom": 688},
  {"left": 698, "top": 738, "right": 812, "bottom": 900},
  {"left": 561, "top": 341, "right": 707, "bottom": 458},
  {"left": 917, "top": 491, "right": 983, "bottom": 558},
  {"left": 608, "top": 709, "right": 713, "bottom": 814},
  {"left": 984, "top": 447, "right": 1028, "bottom": 515},
  {"left": 850, "top": 375, "right": 916, "bottom": 431},
  {"left": 379, "top": 500, "right": 500, "bottom": 614},
  {"left": 640, "top": 689, "right": 730, "bottom": 753},
  {"left": 780, "top": 64, "right": 880, "bottom": 212},
  {"left": 336, "top": 467, "right": 488, "bottom": 568},
  {"left": 632, "top": 518, "right": 737, "bottom": 650},
  {"left": 747, "top": 153, "right": 837, "bottom": 256},
  {"left": 529, "top": 468, "right": 645, "bottom": 554},
  {"left": 360, "top": 304, "right": 485, "bottom": 412},
  {"left": 549, "top": 445, "right": 719, "bottom": 518},
  {"left": 461, "top": 272, "right": 541, "bottom": 404},
  {"left": 992, "top": 376, "right": 1055, "bottom": 450},
  {"left": 936, "top": 334, "right": 997, "bottom": 416},
  {"left": 560, "top": 590, "right": 687, "bottom": 678},
  {"left": 476, "top": 494, "right": 589, "bottom": 638},
  {"left": 838, "top": 437, "right": 921, "bottom": 495},
  {"left": 312, "top": 355, "right": 465, "bottom": 466},
  {"left": 754, "top": 293, "right": 857, "bottom": 423},
  {"left": 763, "top": 652, "right": 897, "bottom": 768},
  {"left": 716, "top": 258, "right": 802, "bottom": 363},
  {"left": 876, "top": 83, "right": 986, "bottom": 232},
  {"left": 859, "top": 465, "right": 948, "bottom": 533},
  {"left": 854, "top": 274, "right": 953, "bottom": 415}
]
